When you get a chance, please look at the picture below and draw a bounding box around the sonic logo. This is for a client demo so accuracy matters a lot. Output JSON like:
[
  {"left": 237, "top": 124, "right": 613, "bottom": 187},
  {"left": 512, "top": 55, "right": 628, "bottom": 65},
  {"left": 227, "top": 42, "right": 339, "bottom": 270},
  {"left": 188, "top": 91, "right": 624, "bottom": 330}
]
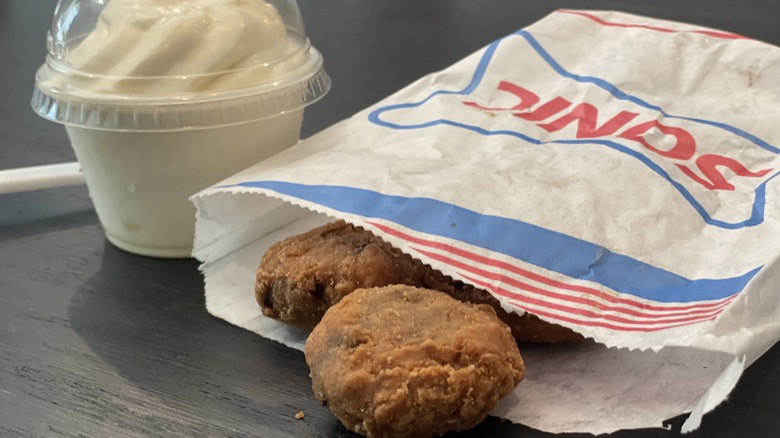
[{"left": 463, "top": 80, "right": 772, "bottom": 191}]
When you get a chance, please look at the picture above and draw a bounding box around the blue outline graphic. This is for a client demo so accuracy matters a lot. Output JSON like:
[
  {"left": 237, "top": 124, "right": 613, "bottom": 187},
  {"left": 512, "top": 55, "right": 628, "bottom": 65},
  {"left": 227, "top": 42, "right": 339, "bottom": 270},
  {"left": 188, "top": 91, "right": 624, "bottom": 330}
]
[
  {"left": 367, "top": 30, "right": 780, "bottom": 230},
  {"left": 227, "top": 181, "right": 762, "bottom": 303}
]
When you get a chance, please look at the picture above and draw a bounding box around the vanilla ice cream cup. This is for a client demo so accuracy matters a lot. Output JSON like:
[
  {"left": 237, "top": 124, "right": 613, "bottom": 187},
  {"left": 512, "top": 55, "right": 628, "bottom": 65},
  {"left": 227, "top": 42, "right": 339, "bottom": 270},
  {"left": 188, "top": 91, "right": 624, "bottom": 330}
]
[{"left": 31, "top": 0, "right": 330, "bottom": 258}]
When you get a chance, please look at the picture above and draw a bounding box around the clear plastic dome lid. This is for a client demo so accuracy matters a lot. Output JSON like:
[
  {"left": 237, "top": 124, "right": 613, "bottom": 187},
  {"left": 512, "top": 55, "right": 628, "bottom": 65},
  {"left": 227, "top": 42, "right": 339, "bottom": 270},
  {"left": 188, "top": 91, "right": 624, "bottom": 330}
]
[{"left": 32, "top": 0, "right": 331, "bottom": 131}]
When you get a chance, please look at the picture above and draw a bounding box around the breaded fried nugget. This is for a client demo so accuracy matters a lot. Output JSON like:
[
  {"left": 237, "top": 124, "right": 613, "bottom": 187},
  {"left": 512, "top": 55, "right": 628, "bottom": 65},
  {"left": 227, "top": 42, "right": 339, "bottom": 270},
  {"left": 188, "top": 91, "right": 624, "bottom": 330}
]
[
  {"left": 305, "top": 285, "right": 525, "bottom": 438},
  {"left": 255, "top": 220, "right": 583, "bottom": 343}
]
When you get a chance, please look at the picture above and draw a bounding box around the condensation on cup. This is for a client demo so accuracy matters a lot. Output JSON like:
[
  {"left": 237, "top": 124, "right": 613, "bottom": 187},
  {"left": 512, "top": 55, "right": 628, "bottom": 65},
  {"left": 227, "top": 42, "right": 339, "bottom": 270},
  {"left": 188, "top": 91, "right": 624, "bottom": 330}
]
[{"left": 31, "top": 0, "right": 331, "bottom": 258}]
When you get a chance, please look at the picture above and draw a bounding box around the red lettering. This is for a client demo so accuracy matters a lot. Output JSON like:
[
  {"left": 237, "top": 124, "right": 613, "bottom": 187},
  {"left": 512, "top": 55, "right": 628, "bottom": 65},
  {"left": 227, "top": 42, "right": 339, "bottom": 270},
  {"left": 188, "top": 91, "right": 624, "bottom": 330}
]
[
  {"left": 676, "top": 154, "right": 772, "bottom": 191},
  {"left": 463, "top": 81, "right": 771, "bottom": 193},
  {"left": 463, "top": 81, "right": 539, "bottom": 111},
  {"left": 537, "top": 103, "right": 639, "bottom": 138},
  {"left": 463, "top": 80, "right": 572, "bottom": 122},
  {"left": 619, "top": 121, "right": 696, "bottom": 160},
  {"left": 514, "top": 97, "right": 572, "bottom": 122}
]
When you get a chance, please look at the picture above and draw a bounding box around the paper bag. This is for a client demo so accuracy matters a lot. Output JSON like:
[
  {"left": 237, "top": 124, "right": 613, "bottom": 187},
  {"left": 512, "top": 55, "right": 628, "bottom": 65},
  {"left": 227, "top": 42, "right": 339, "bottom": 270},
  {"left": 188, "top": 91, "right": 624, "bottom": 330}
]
[{"left": 192, "top": 10, "right": 780, "bottom": 434}]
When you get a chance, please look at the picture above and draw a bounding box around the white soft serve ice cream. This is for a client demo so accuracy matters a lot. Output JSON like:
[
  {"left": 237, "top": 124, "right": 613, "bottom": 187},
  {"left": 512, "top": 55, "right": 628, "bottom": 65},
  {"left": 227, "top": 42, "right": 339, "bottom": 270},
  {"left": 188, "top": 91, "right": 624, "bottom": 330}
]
[
  {"left": 32, "top": 0, "right": 330, "bottom": 257},
  {"left": 47, "top": 0, "right": 290, "bottom": 95}
]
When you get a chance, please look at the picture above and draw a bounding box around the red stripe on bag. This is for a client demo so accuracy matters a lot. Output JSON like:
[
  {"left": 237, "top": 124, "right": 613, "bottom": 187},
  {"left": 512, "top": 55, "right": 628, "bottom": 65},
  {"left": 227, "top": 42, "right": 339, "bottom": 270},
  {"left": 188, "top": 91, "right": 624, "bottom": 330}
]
[
  {"left": 503, "top": 301, "right": 717, "bottom": 333},
  {"left": 368, "top": 221, "right": 735, "bottom": 312},
  {"left": 558, "top": 10, "right": 750, "bottom": 41},
  {"left": 462, "top": 274, "right": 725, "bottom": 328},
  {"left": 412, "top": 246, "right": 733, "bottom": 320}
]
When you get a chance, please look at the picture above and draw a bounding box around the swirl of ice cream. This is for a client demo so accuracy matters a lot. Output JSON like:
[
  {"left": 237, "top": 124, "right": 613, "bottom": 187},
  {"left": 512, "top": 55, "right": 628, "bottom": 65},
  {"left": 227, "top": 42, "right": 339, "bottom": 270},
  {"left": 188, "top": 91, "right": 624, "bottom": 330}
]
[{"left": 48, "top": 0, "right": 291, "bottom": 95}]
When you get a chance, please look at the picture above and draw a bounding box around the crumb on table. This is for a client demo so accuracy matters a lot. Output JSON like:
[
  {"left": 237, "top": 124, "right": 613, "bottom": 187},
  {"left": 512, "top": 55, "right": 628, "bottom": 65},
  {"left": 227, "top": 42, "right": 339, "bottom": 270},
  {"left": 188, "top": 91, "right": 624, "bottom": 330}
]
[{"left": 295, "top": 411, "right": 305, "bottom": 420}]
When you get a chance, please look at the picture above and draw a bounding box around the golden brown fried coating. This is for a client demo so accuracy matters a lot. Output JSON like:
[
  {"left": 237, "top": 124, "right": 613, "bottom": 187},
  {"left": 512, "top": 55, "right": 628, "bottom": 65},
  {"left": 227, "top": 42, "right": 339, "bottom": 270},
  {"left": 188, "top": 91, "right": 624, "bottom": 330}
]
[
  {"left": 255, "top": 220, "right": 583, "bottom": 343},
  {"left": 305, "top": 285, "right": 525, "bottom": 438},
  {"left": 255, "top": 220, "right": 428, "bottom": 328}
]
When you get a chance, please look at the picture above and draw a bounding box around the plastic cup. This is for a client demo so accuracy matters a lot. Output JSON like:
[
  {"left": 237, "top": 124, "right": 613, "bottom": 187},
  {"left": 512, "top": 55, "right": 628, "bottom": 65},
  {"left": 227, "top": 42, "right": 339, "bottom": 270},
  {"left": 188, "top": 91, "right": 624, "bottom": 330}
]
[{"left": 31, "top": 0, "right": 330, "bottom": 258}]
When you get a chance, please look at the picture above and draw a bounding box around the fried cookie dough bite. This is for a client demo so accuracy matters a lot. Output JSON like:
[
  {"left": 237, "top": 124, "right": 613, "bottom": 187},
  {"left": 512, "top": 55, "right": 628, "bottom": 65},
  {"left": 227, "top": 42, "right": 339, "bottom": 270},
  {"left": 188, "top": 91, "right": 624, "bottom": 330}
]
[
  {"left": 255, "top": 220, "right": 428, "bottom": 328},
  {"left": 305, "top": 285, "right": 525, "bottom": 438},
  {"left": 255, "top": 220, "right": 583, "bottom": 343}
]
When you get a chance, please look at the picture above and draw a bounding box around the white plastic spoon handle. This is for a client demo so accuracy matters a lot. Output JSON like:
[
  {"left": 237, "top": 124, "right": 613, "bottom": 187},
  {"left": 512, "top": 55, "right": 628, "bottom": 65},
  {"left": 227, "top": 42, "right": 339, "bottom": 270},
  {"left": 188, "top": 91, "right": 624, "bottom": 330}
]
[{"left": 0, "top": 162, "right": 85, "bottom": 195}]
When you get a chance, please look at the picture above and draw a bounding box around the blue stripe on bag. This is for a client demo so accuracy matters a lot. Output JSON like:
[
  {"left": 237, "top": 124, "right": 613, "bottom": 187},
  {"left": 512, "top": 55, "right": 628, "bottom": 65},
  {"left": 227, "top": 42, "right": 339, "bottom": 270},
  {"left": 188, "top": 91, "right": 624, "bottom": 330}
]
[{"left": 230, "top": 181, "right": 760, "bottom": 303}]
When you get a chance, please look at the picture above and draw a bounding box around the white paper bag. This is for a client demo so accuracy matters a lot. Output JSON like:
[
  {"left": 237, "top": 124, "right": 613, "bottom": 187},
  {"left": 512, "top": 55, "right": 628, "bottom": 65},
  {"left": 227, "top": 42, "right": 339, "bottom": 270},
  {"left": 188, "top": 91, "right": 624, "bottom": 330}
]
[{"left": 192, "top": 10, "right": 780, "bottom": 434}]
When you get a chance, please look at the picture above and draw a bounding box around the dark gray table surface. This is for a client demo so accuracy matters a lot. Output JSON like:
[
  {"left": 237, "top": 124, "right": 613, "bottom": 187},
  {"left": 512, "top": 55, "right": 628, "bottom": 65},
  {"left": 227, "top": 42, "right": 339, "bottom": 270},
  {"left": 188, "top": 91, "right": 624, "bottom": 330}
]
[{"left": 2, "top": 0, "right": 780, "bottom": 437}]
